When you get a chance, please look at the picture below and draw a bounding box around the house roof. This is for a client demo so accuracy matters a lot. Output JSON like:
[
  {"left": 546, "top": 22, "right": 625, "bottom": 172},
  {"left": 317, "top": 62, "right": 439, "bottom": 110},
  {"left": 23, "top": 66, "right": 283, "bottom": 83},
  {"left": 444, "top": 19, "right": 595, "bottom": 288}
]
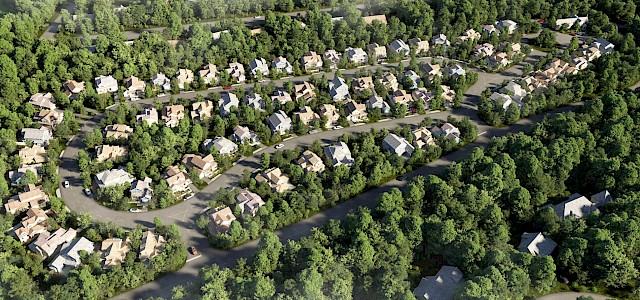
[
  {"left": 19, "top": 145, "right": 48, "bottom": 164},
  {"left": 591, "top": 190, "right": 613, "bottom": 207},
  {"left": 95, "top": 169, "right": 134, "bottom": 188},
  {"left": 553, "top": 194, "right": 598, "bottom": 220},
  {"left": 517, "top": 232, "right": 557, "bottom": 256},
  {"left": 49, "top": 237, "right": 94, "bottom": 273},
  {"left": 324, "top": 142, "right": 354, "bottom": 166},
  {"left": 29, "top": 93, "right": 56, "bottom": 110},
  {"left": 413, "top": 265, "right": 464, "bottom": 300},
  {"left": 362, "top": 15, "right": 387, "bottom": 24}
]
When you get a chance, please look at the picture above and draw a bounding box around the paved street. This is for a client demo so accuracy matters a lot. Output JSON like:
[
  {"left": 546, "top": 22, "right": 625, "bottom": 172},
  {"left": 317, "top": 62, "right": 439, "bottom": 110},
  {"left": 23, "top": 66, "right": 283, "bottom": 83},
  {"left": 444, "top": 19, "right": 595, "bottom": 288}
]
[{"left": 537, "top": 292, "right": 610, "bottom": 300}]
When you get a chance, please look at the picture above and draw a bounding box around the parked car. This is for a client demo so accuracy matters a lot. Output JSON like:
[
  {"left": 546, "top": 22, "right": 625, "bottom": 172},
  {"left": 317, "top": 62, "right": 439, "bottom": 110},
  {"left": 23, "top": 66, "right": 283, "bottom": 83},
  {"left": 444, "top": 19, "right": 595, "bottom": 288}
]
[
  {"left": 275, "top": 144, "right": 284, "bottom": 149},
  {"left": 129, "top": 208, "right": 142, "bottom": 213},
  {"left": 223, "top": 86, "right": 232, "bottom": 91},
  {"left": 333, "top": 125, "right": 343, "bottom": 130},
  {"left": 396, "top": 175, "right": 407, "bottom": 181},
  {"left": 189, "top": 246, "right": 199, "bottom": 255},
  {"left": 63, "top": 181, "right": 70, "bottom": 188},
  {"left": 83, "top": 189, "right": 93, "bottom": 197}
]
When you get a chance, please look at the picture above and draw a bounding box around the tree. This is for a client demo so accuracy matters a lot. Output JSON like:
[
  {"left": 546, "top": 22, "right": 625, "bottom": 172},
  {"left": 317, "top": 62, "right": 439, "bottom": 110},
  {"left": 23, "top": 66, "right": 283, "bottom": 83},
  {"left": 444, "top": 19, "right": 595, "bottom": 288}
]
[
  {"left": 535, "top": 29, "right": 557, "bottom": 49},
  {"left": 260, "top": 153, "right": 270, "bottom": 170}
]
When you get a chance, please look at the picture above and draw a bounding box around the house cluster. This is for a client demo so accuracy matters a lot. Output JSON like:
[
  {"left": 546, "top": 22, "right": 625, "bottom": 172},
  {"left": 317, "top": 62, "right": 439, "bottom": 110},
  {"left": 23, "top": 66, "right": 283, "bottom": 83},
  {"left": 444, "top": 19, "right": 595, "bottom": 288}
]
[
  {"left": 380, "top": 123, "right": 459, "bottom": 158},
  {"left": 206, "top": 189, "right": 266, "bottom": 235},
  {"left": 9, "top": 128, "right": 53, "bottom": 187},
  {"left": 475, "top": 42, "right": 523, "bottom": 69}
]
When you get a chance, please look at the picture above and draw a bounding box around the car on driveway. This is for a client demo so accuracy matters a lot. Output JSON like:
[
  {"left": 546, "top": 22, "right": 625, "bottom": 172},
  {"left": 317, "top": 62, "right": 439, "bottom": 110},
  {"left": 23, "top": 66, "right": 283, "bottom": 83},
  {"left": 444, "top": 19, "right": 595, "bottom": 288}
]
[
  {"left": 83, "top": 189, "right": 93, "bottom": 197},
  {"left": 189, "top": 246, "right": 199, "bottom": 255},
  {"left": 275, "top": 144, "right": 284, "bottom": 149},
  {"left": 129, "top": 208, "right": 142, "bottom": 213},
  {"left": 63, "top": 181, "right": 70, "bottom": 188}
]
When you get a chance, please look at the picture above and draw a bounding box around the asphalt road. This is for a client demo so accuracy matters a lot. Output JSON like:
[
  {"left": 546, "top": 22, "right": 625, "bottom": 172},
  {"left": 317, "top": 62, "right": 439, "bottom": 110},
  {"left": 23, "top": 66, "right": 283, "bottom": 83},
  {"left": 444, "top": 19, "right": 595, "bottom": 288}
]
[{"left": 537, "top": 292, "right": 611, "bottom": 300}]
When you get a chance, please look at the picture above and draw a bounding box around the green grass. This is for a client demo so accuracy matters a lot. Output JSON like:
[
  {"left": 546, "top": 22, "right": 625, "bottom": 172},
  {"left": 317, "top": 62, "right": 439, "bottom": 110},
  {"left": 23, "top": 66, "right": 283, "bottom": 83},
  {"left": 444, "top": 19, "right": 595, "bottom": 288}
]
[{"left": 0, "top": 0, "right": 18, "bottom": 17}]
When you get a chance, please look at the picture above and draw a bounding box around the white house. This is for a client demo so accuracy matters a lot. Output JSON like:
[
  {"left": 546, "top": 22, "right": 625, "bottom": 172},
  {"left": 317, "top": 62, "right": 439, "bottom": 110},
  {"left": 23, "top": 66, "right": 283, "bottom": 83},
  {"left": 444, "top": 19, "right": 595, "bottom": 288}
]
[
  {"left": 95, "top": 169, "right": 134, "bottom": 188},
  {"left": 95, "top": 75, "right": 118, "bottom": 94},
  {"left": 267, "top": 110, "right": 293, "bottom": 135},
  {"left": 382, "top": 133, "right": 415, "bottom": 157},
  {"left": 324, "top": 142, "right": 354, "bottom": 167},
  {"left": 329, "top": 76, "right": 350, "bottom": 101}
]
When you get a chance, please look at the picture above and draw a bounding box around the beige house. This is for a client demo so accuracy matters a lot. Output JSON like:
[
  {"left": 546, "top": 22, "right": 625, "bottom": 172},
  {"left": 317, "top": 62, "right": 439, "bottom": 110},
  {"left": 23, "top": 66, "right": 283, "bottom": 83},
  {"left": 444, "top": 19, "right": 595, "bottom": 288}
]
[
  {"left": 63, "top": 80, "right": 85, "bottom": 99},
  {"left": 487, "top": 52, "right": 510, "bottom": 68},
  {"left": 29, "top": 93, "right": 56, "bottom": 110},
  {"left": 256, "top": 167, "right": 294, "bottom": 193},
  {"left": 408, "top": 38, "right": 430, "bottom": 54},
  {"left": 441, "top": 85, "right": 457, "bottom": 107},
  {"left": 4, "top": 185, "right": 50, "bottom": 214},
  {"left": 19, "top": 145, "right": 48, "bottom": 164},
  {"left": 34, "top": 109, "right": 64, "bottom": 128},
  {"left": 367, "top": 43, "right": 387, "bottom": 60},
  {"left": 161, "top": 105, "right": 185, "bottom": 128},
  {"left": 105, "top": 124, "right": 134, "bottom": 140},
  {"left": 297, "top": 150, "right": 325, "bottom": 173},
  {"left": 412, "top": 127, "right": 436, "bottom": 149},
  {"left": 388, "top": 89, "right": 413, "bottom": 107},
  {"left": 124, "top": 76, "right": 146, "bottom": 99},
  {"left": 295, "top": 81, "right": 316, "bottom": 101},
  {"left": 226, "top": 62, "right": 246, "bottom": 82},
  {"left": 29, "top": 228, "right": 77, "bottom": 258},
  {"left": 139, "top": 231, "right": 166, "bottom": 261},
  {"left": 363, "top": 15, "right": 387, "bottom": 24},
  {"left": 345, "top": 100, "right": 368, "bottom": 123},
  {"left": 182, "top": 154, "right": 218, "bottom": 179},
  {"left": 136, "top": 108, "right": 159, "bottom": 126},
  {"left": 164, "top": 166, "right": 191, "bottom": 193},
  {"left": 423, "top": 63, "right": 443, "bottom": 82},
  {"left": 457, "top": 29, "right": 481, "bottom": 43},
  {"left": 353, "top": 76, "right": 375, "bottom": 97},
  {"left": 294, "top": 106, "right": 320, "bottom": 126},
  {"left": 271, "top": 90, "right": 293, "bottom": 104},
  {"left": 207, "top": 207, "right": 237, "bottom": 234},
  {"left": 377, "top": 73, "right": 399, "bottom": 91},
  {"left": 191, "top": 101, "right": 214, "bottom": 121},
  {"left": 14, "top": 207, "right": 48, "bottom": 243},
  {"left": 301, "top": 51, "right": 323, "bottom": 72},
  {"left": 199, "top": 64, "right": 219, "bottom": 85},
  {"left": 176, "top": 69, "right": 194, "bottom": 89},
  {"left": 319, "top": 104, "right": 339, "bottom": 127},
  {"left": 236, "top": 190, "right": 265, "bottom": 218},
  {"left": 96, "top": 145, "right": 128, "bottom": 162},
  {"left": 101, "top": 238, "right": 130, "bottom": 267}
]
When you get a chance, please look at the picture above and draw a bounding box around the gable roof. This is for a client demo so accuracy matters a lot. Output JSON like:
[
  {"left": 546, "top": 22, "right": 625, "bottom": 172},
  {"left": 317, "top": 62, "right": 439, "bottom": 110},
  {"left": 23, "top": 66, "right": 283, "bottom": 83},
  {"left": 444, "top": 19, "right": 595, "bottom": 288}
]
[
  {"left": 413, "top": 265, "right": 464, "bottom": 300},
  {"left": 517, "top": 232, "right": 557, "bottom": 256}
]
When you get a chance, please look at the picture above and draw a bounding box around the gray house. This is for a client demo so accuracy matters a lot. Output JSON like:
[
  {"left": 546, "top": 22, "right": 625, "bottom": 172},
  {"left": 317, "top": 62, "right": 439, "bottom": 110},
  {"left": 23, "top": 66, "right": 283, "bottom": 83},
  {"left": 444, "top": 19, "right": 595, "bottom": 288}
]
[
  {"left": 267, "top": 110, "right": 292, "bottom": 135},
  {"left": 413, "top": 265, "right": 464, "bottom": 300},
  {"left": 329, "top": 76, "right": 350, "bottom": 101},
  {"left": 382, "top": 133, "right": 415, "bottom": 157},
  {"left": 517, "top": 232, "right": 557, "bottom": 256}
]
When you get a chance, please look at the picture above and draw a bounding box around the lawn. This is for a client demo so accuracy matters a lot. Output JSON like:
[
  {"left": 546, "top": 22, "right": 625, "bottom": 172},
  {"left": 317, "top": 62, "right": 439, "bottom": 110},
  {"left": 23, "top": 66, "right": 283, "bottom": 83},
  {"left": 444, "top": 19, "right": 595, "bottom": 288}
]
[{"left": 0, "top": 0, "right": 18, "bottom": 17}]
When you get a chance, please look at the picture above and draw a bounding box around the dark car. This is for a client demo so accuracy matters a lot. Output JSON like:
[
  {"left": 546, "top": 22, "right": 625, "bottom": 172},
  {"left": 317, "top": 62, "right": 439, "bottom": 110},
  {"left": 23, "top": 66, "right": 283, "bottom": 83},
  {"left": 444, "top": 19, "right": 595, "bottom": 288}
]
[
  {"left": 396, "top": 175, "right": 407, "bottom": 181},
  {"left": 189, "top": 246, "right": 199, "bottom": 255}
]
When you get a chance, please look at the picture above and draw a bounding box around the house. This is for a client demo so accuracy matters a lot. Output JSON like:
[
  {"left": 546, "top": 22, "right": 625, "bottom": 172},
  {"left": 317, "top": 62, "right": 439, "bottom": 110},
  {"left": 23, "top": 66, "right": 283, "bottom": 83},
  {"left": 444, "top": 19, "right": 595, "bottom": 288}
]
[
  {"left": 176, "top": 69, "right": 194, "bottom": 89},
  {"left": 272, "top": 56, "right": 293, "bottom": 74},
  {"left": 49, "top": 237, "right": 95, "bottom": 274},
  {"left": 431, "top": 123, "right": 461, "bottom": 143},
  {"left": 324, "top": 142, "right": 354, "bottom": 167},
  {"left": 324, "top": 50, "right": 342, "bottom": 69},
  {"left": 352, "top": 76, "right": 375, "bottom": 96},
  {"left": 14, "top": 207, "right": 48, "bottom": 243},
  {"left": 366, "top": 95, "right": 391, "bottom": 114},
  {"left": 29, "top": 228, "right": 77, "bottom": 258},
  {"left": 4, "top": 185, "right": 49, "bottom": 214},
  {"left": 378, "top": 72, "right": 399, "bottom": 91},
  {"left": 591, "top": 190, "right": 613, "bottom": 207},
  {"left": 388, "top": 89, "right": 413, "bottom": 107},
  {"left": 571, "top": 55, "right": 589, "bottom": 70},
  {"left": 101, "top": 238, "right": 130, "bottom": 268},
  {"left": 389, "top": 39, "right": 410, "bottom": 56},
  {"left": 130, "top": 177, "right": 153, "bottom": 203},
  {"left": 226, "top": 62, "right": 246, "bottom": 82},
  {"left": 408, "top": 38, "right": 430, "bottom": 54},
  {"left": 249, "top": 58, "right": 270, "bottom": 77},
  {"left": 482, "top": 24, "right": 498, "bottom": 35},
  {"left": 329, "top": 76, "right": 350, "bottom": 101},
  {"left": 367, "top": 43, "right": 387, "bottom": 60},
  {"left": 518, "top": 232, "right": 557, "bottom": 256},
  {"left": 412, "top": 88, "right": 432, "bottom": 108},
  {"left": 271, "top": 90, "right": 293, "bottom": 104},
  {"left": 95, "top": 75, "right": 118, "bottom": 94},
  {"left": 412, "top": 127, "right": 436, "bottom": 149},
  {"left": 267, "top": 110, "right": 293, "bottom": 135},
  {"left": 345, "top": 47, "right": 368, "bottom": 64},
  {"left": 295, "top": 81, "right": 316, "bottom": 101},
  {"left": 445, "top": 64, "right": 466, "bottom": 79},
  {"left": 62, "top": 80, "right": 85, "bottom": 99},
  {"left": 29, "top": 93, "right": 56, "bottom": 110},
  {"left": 236, "top": 189, "right": 265, "bottom": 218},
  {"left": 294, "top": 106, "right": 320, "bottom": 126},
  {"left": 487, "top": 52, "right": 510, "bottom": 68},
  {"left": 256, "top": 167, "right": 295, "bottom": 193},
  {"left": 491, "top": 92, "right": 516, "bottom": 110},
  {"left": 555, "top": 15, "right": 588, "bottom": 30},
  {"left": 552, "top": 193, "right": 599, "bottom": 220},
  {"left": 151, "top": 73, "right": 171, "bottom": 91},
  {"left": 161, "top": 105, "right": 185, "bottom": 128},
  {"left": 232, "top": 125, "right": 259, "bottom": 143},
  {"left": 136, "top": 108, "right": 159, "bottom": 126},
  {"left": 96, "top": 145, "right": 128, "bottom": 162},
  {"left": 362, "top": 15, "right": 387, "bottom": 24},
  {"left": 191, "top": 101, "right": 214, "bottom": 121},
  {"left": 207, "top": 207, "right": 236, "bottom": 234},
  {"left": 382, "top": 133, "right": 415, "bottom": 157},
  {"left": 164, "top": 166, "right": 191, "bottom": 192},
  {"left": 423, "top": 63, "right": 442, "bottom": 82},
  {"left": 432, "top": 34, "right": 450, "bottom": 47},
  {"left": 580, "top": 46, "right": 601, "bottom": 61},
  {"left": 301, "top": 51, "right": 323, "bottom": 72},
  {"left": 182, "top": 154, "right": 218, "bottom": 179},
  {"left": 345, "top": 100, "right": 368, "bottom": 123},
  {"left": 413, "top": 266, "right": 464, "bottom": 300},
  {"left": 297, "top": 150, "right": 325, "bottom": 173},
  {"left": 34, "top": 109, "right": 64, "bottom": 128},
  {"left": 457, "top": 29, "right": 480, "bottom": 43},
  {"left": 502, "top": 81, "right": 528, "bottom": 102},
  {"left": 403, "top": 70, "right": 421, "bottom": 89},
  {"left": 95, "top": 169, "right": 134, "bottom": 188},
  {"left": 21, "top": 127, "right": 52, "bottom": 147},
  {"left": 19, "top": 145, "right": 48, "bottom": 164},
  {"left": 505, "top": 42, "right": 522, "bottom": 56},
  {"left": 441, "top": 85, "right": 456, "bottom": 107},
  {"left": 199, "top": 64, "right": 219, "bottom": 85},
  {"left": 219, "top": 92, "right": 240, "bottom": 117},
  {"left": 139, "top": 231, "right": 166, "bottom": 261},
  {"left": 496, "top": 20, "right": 518, "bottom": 34},
  {"left": 124, "top": 76, "right": 145, "bottom": 99},
  {"left": 244, "top": 93, "right": 265, "bottom": 111},
  {"left": 474, "top": 43, "right": 495, "bottom": 58},
  {"left": 319, "top": 104, "right": 339, "bottom": 127},
  {"left": 202, "top": 137, "right": 236, "bottom": 156},
  {"left": 8, "top": 165, "right": 41, "bottom": 186},
  {"left": 592, "top": 38, "right": 615, "bottom": 54}
]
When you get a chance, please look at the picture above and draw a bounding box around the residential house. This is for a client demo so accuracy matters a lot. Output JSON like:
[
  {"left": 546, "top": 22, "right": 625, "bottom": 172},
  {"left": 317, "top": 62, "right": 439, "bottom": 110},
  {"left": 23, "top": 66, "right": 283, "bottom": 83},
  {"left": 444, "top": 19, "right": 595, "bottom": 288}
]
[
  {"left": 366, "top": 95, "right": 391, "bottom": 114},
  {"left": 352, "top": 76, "right": 375, "bottom": 97},
  {"left": 382, "top": 133, "right": 415, "bottom": 157},
  {"left": 62, "top": 80, "right": 85, "bottom": 99},
  {"left": 151, "top": 73, "right": 171, "bottom": 91},
  {"left": 423, "top": 63, "right": 443, "bottom": 82},
  {"left": 249, "top": 58, "right": 270, "bottom": 77},
  {"left": 29, "top": 228, "right": 77, "bottom": 258},
  {"left": 95, "top": 169, "right": 134, "bottom": 188},
  {"left": 324, "top": 142, "right": 354, "bottom": 167},
  {"left": 139, "top": 231, "right": 166, "bottom": 261},
  {"left": 295, "top": 81, "right": 316, "bottom": 101},
  {"left": 431, "top": 123, "right": 461, "bottom": 143},
  {"left": 552, "top": 194, "right": 599, "bottom": 220},
  {"left": 389, "top": 39, "right": 410, "bottom": 56},
  {"left": 226, "top": 62, "right": 246, "bottom": 82},
  {"left": 161, "top": 105, "right": 185, "bottom": 128},
  {"left": 408, "top": 38, "right": 430, "bottom": 54},
  {"left": 29, "top": 93, "right": 56, "bottom": 110},
  {"left": 256, "top": 167, "right": 295, "bottom": 193},
  {"left": 474, "top": 43, "right": 495, "bottom": 58},
  {"left": 502, "top": 81, "right": 528, "bottom": 102},
  {"left": 191, "top": 101, "right": 214, "bottom": 121},
  {"left": 571, "top": 55, "right": 589, "bottom": 70},
  {"left": 388, "top": 89, "right": 413, "bottom": 107},
  {"left": 411, "top": 88, "right": 432, "bottom": 108},
  {"left": 267, "top": 110, "right": 293, "bottom": 135},
  {"left": 96, "top": 145, "right": 128, "bottom": 162},
  {"left": 136, "top": 107, "right": 159, "bottom": 126},
  {"left": 378, "top": 72, "right": 399, "bottom": 91},
  {"left": 301, "top": 51, "right": 323, "bottom": 72},
  {"left": 199, "top": 64, "right": 219, "bottom": 85},
  {"left": 104, "top": 124, "right": 133, "bottom": 140},
  {"left": 236, "top": 189, "right": 265, "bottom": 218},
  {"left": 323, "top": 49, "right": 342, "bottom": 69},
  {"left": 182, "top": 154, "right": 218, "bottom": 179},
  {"left": 95, "top": 75, "right": 118, "bottom": 94},
  {"left": 49, "top": 237, "right": 95, "bottom": 274},
  {"left": 319, "top": 104, "right": 339, "bottom": 127},
  {"left": 345, "top": 47, "right": 368, "bottom": 64},
  {"left": 271, "top": 90, "right": 293, "bottom": 104},
  {"left": 101, "top": 238, "right": 130, "bottom": 268},
  {"left": 491, "top": 92, "right": 516, "bottom": 110},
  {"left": 21, "top": 127, "right": 52, "bottom": 146},
  {"left": 294, "top": 106, "right": 320, "bottom": 126},
  {"left": 329, "top": 76, "right": 350, "bottom": 101},
  {"left": 496, "top": 20, "right": 518, "bottom": 34},
  {"left": 580, "top": 46, "right": 602, "bottom": 61},
  {"left": 244, "top": 92, "right": 265, "bottom": 111},
  {"left": 412, "top": 127, "right": 436, "bottom": 149},
  {"left": 207, "top": 207, "right": 236, "bottom": 234},
  {"left": 164, "top": 166, "right": 191, "bottom": 193},
  {"left": 345, "top": 100, "right": 368, "bottom": 123},
  {"left": 272, "top": 56, "right": 293, "bottom": 74},
  {"left": 413, "top": 266, "right": 464, "bottom": 300},
  {"left": 517, "top": 232, "right": 557, "bottom": 256},
  {"left": 219, "top": 92, "right": 240, "bottom": 117},
  {"left": 555, "top": 15, "right": 588, "bottom": 30},
  {"left": 232, "top": 125, "right": 259, "bottom": 143},
  {"left": 130, "top": 177, "right": 153, "bottom": 203},
  {"left": 4, "top": 185, "right": 49, "bottom": 214},
  {"left": 441, "top": 85, "right": 457, "bottom": 107},
  {"left": 458, "top": 29, "right": 480, "bottom": 43},
  {"left": 362, "top": 15, "right": 387, "bottom": 24},
  {"left": 367, "top": 43, "right": 387, "bottom": 60},
  {"left": 432, "top": 34, "right": 450, "bottom": 47},
  {"left": 19, "top": 145, "right": 48, "bottom": 164},
  {"left": 487, "top": 52, "right": 510, "bottom": 68},
  {"left": 176, "top": 69, "right": 194, "bottom": 89},
  {"left": 297, "top": 150, "right": 325, "bottom": 173},
  {"left": 14, "top": 207, "right": 48, "bottom": 243},
  {"left": 445, "top": 64, "right": 466, "bottom": 79},
  {"left": 8, "top": 165, "right": 41, "bottom": 186},
  {"left": 482, "top": 24, "right": 498, "bottom": 35},
  {"left": 403, "top": 70, "right": 421, "bottom": 89},
  {"left": 208, "top": 136, "right": 238, "bottom": 155},
  {"left": 34, "top": 109, "right": 64, "bottom": 128},
  {"left": 124, "top": 76, "right": 145, "bottom": 99},
  {"left": 591, "top": 190, "right": 613, "bottom": 207}
]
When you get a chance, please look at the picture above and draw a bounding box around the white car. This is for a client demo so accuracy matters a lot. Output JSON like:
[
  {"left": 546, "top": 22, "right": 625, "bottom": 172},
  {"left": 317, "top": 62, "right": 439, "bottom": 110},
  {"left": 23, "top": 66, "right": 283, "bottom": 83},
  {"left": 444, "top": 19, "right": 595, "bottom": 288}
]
[
  {"left": 63, "top": 181, "right": 70, "bottom": 188},
  {"left": 129, "top": 208, "right": 142, "bottom": 213},
  {"left": 275, "top": 144, "right": 284, "bottom": 149},
  {"left": 333, "top": 125, "right": 343, "bottom": 130}
]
